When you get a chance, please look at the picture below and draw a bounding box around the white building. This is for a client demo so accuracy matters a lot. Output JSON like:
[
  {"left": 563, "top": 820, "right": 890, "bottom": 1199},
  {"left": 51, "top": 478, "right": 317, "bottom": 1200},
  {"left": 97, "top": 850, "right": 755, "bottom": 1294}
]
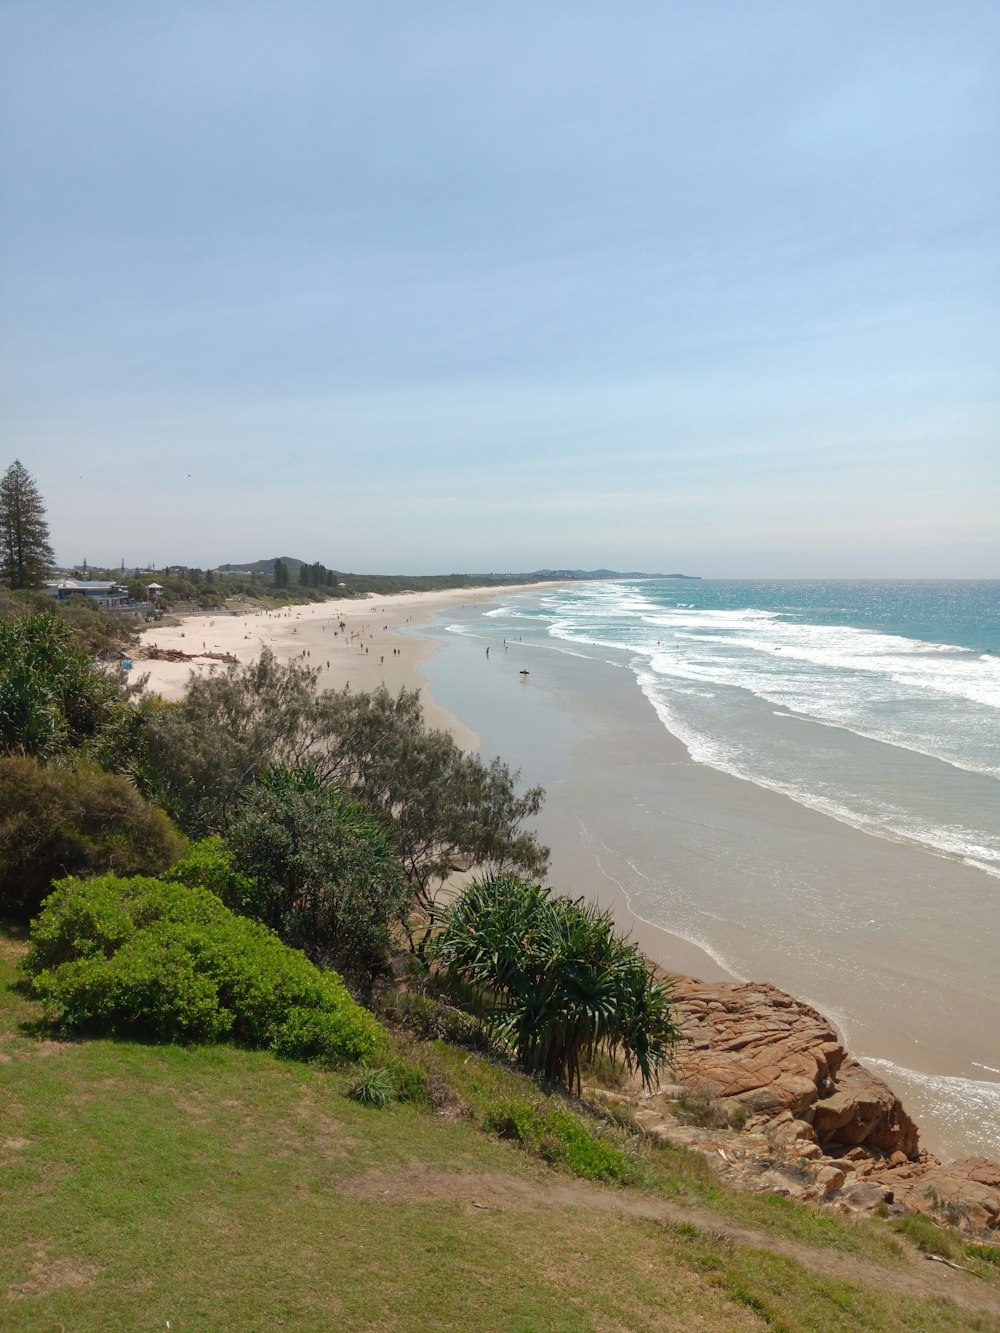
[{"left": 43, "top": 579, "right": 131, "bottom": 610}]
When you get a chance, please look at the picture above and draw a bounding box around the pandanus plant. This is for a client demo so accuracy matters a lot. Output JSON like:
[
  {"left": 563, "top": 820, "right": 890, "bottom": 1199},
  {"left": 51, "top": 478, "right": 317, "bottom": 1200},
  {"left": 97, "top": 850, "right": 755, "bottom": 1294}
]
[{"left": 436, "top": 874, "right": 676, "bottom": 1094}]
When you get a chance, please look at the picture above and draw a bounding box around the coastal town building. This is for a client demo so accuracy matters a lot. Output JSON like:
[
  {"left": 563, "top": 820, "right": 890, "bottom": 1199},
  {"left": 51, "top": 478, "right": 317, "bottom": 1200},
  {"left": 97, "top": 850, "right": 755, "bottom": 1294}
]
[{"left": 42, "top": 578, "right": 131, "bottom": 610}]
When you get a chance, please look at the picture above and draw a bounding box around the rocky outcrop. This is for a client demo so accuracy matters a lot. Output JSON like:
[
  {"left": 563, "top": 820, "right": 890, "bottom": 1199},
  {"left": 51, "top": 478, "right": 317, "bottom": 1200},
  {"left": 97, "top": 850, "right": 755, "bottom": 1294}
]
[
  {"left": 666, "top": 978, "right": 917, "bottom": 1157},
  {"left": 864, "top": 1155, "right": 1000, "bottom": 1234},
  {"left": 810, "top": 1057, "right": 919, "bottom": 1157},
  {"left": 590, "top": 972, "right": 1000, "bottom": 1236}
]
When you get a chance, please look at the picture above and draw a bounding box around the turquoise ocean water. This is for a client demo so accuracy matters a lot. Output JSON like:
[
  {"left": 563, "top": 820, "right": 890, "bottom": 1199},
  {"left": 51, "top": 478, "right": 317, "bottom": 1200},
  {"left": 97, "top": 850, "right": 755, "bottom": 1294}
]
[{"left": 478, "top": 579, "right": 1000, "bottom": 878}]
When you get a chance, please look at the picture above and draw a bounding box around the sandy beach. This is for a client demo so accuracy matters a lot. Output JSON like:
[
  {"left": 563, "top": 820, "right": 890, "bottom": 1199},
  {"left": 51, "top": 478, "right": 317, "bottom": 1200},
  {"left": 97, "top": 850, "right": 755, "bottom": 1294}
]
[{"left": 136, "top": 586, "right": 548, "bottom": 750}]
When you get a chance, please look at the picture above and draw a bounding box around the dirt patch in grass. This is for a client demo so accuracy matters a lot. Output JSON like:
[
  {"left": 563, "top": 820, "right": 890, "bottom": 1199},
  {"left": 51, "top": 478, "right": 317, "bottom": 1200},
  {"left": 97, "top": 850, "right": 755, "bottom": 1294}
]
[
  {"left": 7, "top": 1255, "right": 101, "bottom": 1300},
  {"left": 340, "top": 1167, "right": 1000, "bottom": 1321}
]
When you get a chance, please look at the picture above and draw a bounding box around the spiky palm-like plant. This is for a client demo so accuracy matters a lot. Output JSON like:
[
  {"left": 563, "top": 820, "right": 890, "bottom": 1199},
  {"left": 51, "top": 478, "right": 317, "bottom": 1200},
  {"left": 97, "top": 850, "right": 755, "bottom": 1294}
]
[{"left": 436, "top": 874, "right": 676, "bottom": 1094}]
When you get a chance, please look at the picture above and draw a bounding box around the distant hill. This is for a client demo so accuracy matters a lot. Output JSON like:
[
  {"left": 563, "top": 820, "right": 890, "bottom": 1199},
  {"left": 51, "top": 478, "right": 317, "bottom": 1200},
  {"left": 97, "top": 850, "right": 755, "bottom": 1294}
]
[{"left": 216, "top": 559, "right": 699, "bottom": 582}]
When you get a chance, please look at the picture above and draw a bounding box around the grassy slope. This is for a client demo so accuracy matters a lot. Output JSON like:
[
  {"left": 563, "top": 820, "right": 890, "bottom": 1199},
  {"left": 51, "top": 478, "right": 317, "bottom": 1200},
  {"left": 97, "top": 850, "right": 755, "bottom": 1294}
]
[{"left": 1, "top": 929, "right": 997, "bottom": 1332}]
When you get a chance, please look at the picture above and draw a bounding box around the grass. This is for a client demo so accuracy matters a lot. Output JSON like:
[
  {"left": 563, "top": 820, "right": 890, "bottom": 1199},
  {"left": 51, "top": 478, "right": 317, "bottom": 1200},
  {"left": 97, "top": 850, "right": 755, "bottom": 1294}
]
[
  {"left": 428, "top": 1038, "right": 914, "bottom": 1266},
  {"left": 2, "top": 926, "right": 998, "bottom": 1330}
]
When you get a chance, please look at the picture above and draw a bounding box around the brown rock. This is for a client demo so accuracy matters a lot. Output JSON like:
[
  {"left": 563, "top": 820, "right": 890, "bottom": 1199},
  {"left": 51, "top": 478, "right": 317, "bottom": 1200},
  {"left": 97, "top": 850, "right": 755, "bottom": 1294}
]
[
  {"left": 840, "top": 1181, "right": 894, "bottom": 1212},
  {"left": 816, "top": 1165, "right": 846, "bottom": 1195},
  {"left": 811, "top": 1059, "right": 918, "bottom": 1157}
]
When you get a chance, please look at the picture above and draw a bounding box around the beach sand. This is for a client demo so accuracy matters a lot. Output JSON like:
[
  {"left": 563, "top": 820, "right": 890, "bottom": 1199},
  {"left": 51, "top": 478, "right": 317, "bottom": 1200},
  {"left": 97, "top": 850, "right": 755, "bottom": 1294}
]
[{"left": 136, "top": 586, "right": 544, "bottom": 749}]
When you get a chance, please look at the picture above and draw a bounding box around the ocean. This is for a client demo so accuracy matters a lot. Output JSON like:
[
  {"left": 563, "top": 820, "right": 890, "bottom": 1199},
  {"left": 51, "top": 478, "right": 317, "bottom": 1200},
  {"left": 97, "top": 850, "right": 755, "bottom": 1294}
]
[
  {"left": 419, "top": 579, "right": 1000, "bottom": 1160},
  {"left": 487, "top": 579, "right": 1000, "bottom": 879}
]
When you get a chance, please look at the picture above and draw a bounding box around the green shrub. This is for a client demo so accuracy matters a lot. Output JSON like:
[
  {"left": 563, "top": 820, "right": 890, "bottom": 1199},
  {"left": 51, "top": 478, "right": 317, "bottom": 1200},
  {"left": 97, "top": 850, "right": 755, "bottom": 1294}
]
[
  {"left": 0, "top": 756, "right": 185, "bottom": 918},
  {"left": 225, "top": 770, "right": 410, "bottom": 992},
  {"left": 271, "top": 1005, "right": 378, "bottom": 1066},
  {"left": 22, "top": 874, "right": 382, "bottom": 1065},
  {"left": 165, "top": 837, "right": 256, "bottom": 908},
  {"left": 0, "top": 611, "right": 129, "bottom": 761},
  {"left": 437, "top": 874, "right": 676, "bottom": 1093},
  {"left": 346, "top": 1066, "right": 396, "bottom": 1108},
  {"left": 482, "top": 1098, "right": 640, "bottom": 1184}
]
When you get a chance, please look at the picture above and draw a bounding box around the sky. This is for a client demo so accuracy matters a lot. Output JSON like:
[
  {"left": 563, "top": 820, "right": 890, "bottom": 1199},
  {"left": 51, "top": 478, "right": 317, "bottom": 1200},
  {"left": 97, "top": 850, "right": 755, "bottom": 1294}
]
[{"left": 1, "top": 2, "right": 998, "bottom": 577}]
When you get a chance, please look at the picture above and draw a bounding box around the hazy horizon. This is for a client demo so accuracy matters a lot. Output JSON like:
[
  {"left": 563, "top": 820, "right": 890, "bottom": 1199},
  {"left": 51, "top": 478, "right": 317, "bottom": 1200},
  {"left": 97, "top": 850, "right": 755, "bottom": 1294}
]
[{"left": 2, "top": 3, "right": 997, "bottom": 578}]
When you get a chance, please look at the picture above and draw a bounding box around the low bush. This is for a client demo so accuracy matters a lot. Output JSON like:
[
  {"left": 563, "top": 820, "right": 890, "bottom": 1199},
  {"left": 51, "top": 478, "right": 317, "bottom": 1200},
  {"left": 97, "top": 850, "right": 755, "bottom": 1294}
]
[
  {"left": 345, "top": 1066, "right": 397, "bottom": 1108},
  {"left": 0, "top": 756, "right": 185, "bottom": 918},
  {"left": 482, "top": 1097, "right": 642, "bottom": 1184},
  {"left": 376, "top": 989, "right": 494, "bottom": 1051},
  {"left": 22, "top": 874, "right": 382, "bottom": 1065},
  {"left": 165, "top": 836, "right": 256, "bottom": 907}
]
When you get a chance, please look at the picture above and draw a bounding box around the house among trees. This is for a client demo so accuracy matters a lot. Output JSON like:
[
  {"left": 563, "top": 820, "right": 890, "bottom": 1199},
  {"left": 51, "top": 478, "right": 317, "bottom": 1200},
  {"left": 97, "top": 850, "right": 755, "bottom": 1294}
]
[
  {"left": 146, "top": 581, "right": 164, "bottom": 600},
  {"left": 43, "top": 578, "right": 131, "bottom": 610}
]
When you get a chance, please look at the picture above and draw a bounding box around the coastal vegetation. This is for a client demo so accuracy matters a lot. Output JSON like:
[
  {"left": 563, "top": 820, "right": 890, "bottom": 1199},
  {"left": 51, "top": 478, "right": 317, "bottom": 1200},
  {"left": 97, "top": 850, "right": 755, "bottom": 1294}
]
[
  {"left": 0, "top": 460, "right": 54, "bottom": 591},
  {"left": 438, "top": 874, "right": 677, "bottom": 1093},
  {"left": 21, "top": 873, "right": 379, "bottom": 1062},
  {"left": 0, "top": 757, "right": 183, "bottom": 917},
  {"left": 0, "top": 612, "right": 135, "bottom": 763}
]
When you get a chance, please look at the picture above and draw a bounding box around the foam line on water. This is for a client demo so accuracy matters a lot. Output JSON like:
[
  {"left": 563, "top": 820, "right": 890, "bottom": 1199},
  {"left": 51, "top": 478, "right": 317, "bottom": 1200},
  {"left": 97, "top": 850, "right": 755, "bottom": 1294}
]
[
  {"left": 571, "top": 817, "right": 748, "bottom": 981},
  {"left": 629, "top": 664, "right": 1000, "bottom": 876}
]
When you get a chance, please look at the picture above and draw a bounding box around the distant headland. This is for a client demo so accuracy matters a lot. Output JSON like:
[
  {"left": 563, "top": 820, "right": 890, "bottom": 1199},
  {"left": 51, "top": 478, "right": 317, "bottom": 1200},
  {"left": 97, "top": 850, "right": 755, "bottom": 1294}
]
[{"left": 217, "top": 557, "right": 700, "bottom": 584}]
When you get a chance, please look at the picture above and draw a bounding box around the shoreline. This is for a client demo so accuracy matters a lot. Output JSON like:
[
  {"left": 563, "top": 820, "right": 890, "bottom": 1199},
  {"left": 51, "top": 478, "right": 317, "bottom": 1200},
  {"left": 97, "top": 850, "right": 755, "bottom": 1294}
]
[
  {"left": 136, "top": 585, "right": 549, "bottom": 751},
  {"left": 408, "top": 594, "right": 1000, "bottom": 1164}
]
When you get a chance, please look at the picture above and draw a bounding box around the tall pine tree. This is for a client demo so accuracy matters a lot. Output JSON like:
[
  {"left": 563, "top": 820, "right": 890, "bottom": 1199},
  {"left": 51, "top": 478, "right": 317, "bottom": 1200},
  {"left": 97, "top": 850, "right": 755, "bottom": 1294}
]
[{"left": 0, "top": 460, "right": 55, "bottom": 590}]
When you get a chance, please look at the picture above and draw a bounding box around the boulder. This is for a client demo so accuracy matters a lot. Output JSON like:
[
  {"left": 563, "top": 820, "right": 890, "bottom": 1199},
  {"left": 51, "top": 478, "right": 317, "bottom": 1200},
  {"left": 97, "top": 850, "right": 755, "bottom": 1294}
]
[
  {"left": 668, "top": 979, "right": 846, "bottom": 1113},
  {"left": 811, "top": 1059, "right": 919, "bottom": 1157},
  {"left": 667, "top": 978, "right": 918, "bottom": 1157},
  {"left": 877, "top": 1157, "right": 1000, "bottom": 1233},
  {"left": 816, "top": 1165, "right": 846, "bottom": 1195}
]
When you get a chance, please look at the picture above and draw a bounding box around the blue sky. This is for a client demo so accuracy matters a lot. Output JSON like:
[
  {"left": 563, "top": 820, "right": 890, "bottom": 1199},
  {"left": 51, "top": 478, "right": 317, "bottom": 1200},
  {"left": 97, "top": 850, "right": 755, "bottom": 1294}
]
[{"left": 1, "top": 2, "right": 997, "bottom": 576}]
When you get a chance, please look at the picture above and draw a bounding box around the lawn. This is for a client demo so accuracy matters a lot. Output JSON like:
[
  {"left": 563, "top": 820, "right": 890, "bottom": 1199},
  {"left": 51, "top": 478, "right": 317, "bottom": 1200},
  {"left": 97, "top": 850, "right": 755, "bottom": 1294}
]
[{"left": 2, "top": 928, "right": 997, "bottom": 1331}]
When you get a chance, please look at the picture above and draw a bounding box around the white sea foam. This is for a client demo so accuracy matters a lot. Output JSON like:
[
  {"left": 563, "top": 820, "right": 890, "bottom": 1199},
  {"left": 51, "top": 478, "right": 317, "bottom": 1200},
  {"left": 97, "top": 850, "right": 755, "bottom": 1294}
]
[
  {"left": 630, "top": 663, "right": 1000, "bottom": 875},
  {"left": 507, "top": 581, "right": 1000, "bottom": 875}
]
